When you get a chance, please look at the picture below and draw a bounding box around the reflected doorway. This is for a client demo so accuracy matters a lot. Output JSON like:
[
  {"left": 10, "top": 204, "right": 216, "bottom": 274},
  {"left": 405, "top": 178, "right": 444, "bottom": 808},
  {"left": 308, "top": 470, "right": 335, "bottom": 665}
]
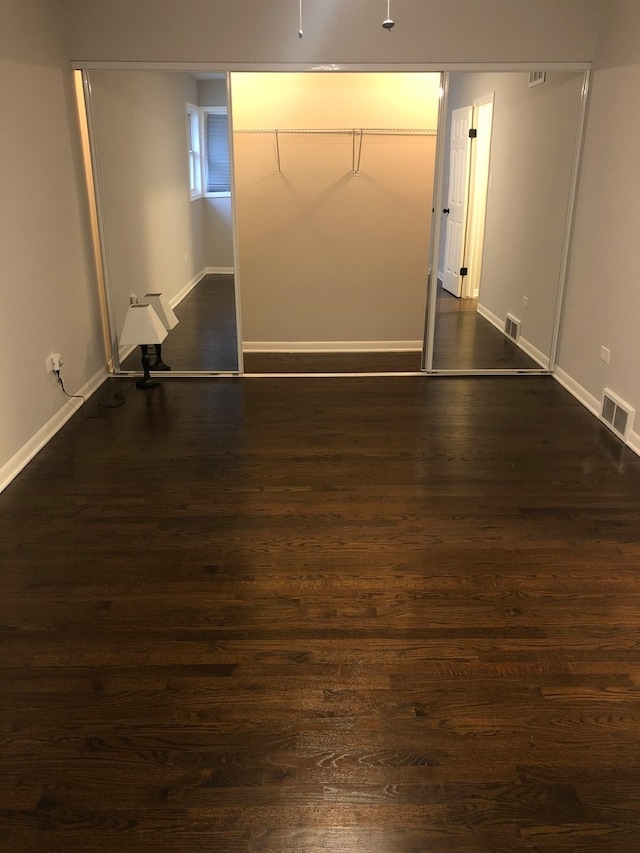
[{"left": 430, "top": 69, "right": 586, "bottom": 372}]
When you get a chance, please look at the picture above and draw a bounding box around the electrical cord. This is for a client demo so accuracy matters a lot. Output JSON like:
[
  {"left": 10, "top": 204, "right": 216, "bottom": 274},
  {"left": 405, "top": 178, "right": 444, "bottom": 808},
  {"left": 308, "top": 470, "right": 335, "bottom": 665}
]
[{"left": 53, "top": 369, "right": 132, "bottom": 419}]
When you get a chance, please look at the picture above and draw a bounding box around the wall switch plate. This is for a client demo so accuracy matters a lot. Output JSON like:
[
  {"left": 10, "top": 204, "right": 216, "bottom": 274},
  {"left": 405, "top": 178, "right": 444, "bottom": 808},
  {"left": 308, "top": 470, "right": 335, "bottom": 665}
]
[
  {"left": 600, "top": 346, "right": 611, "bottom": 364},
  {"left": 522, "top": 296, "right": 529, "bottom": 308}
]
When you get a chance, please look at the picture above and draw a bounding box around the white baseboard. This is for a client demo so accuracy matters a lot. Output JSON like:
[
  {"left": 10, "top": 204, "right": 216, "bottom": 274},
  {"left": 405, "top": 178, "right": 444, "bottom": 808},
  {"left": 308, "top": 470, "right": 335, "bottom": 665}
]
[
  {"left": 167, "top": 267, "right": 233, "bottom": 313},
  {"left": 628, "top": 429, "right": 640, "bottom": 456},
  {"left": 169, "top": 269, "right": 207, "bottom": 310},
  {"left": 205, "top": 266, "right": 234, "bottom": 275},
  {"left": 553, "top": 367, "right": 601, "bottom": 417},
  {"left": 553, "top": 366, "right": 640, "bottom": 459},
  {"left": 0, "top": 366, "right": 109, "bottom": 494},
  {"left": 477, "top": 304, "right": 549, "bottom": 369},
  {"left": 118, "top": 342, "right": 137, "bottom": 364},
  {"left": 476, "top": 302, "right": 502, "bottom": 331},
  {"left": 518, "top": 337, "right": 550, "bottom": 370},
  {"left": 242, "top": 340, "right": 423, "bottom": 353},
  {"left": 142, "top": 267, "right": 233, "bottom": 319}
]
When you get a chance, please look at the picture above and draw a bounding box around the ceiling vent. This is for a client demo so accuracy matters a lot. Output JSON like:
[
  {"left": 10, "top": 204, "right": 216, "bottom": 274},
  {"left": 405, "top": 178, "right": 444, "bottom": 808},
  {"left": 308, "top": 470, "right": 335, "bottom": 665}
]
[
  {"left": 601, "top": 388, "right": 635, "bottom": 441},
  {"left": 505, "top": 313, "right": 521, "bottom": 342}
]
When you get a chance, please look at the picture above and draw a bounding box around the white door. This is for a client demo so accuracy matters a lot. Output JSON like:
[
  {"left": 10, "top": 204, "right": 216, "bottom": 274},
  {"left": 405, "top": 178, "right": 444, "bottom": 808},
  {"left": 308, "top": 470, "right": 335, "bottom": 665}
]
[
  {"left": 442, "top": 106, "right": 473, "bottom": 297},
  {"left": 464, "top": 97, "right": 493, "bottom": 299}
]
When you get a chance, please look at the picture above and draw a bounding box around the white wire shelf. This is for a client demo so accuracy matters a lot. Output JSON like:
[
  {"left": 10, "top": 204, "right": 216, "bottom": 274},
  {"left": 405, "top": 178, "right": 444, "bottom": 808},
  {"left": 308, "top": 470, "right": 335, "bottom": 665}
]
[{"left": 233, "top": 127, "right": 437, "bottom": 175}]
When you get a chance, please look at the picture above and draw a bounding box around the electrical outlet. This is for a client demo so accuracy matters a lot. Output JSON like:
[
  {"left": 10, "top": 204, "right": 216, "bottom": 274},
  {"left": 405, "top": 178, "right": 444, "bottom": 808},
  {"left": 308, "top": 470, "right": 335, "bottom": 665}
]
[
  {"left": 46, "top": 353, "right": 63, "bottom": 373},
  {"left": 600, "top": 346, "right": 611, "bottom": 364},
  {"left": 130, "top": 293, "right": 138, "bottom": 305},
  {"left": 522, "top": 296, "right": 529, "bottom": 308}
]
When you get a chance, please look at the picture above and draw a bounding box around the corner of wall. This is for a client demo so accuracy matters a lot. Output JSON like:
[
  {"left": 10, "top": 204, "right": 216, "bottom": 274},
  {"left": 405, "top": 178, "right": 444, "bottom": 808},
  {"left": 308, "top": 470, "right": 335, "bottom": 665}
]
[
  {"left": 553, "top": 366, "right": 640, "bottom": 460},
  {"left": 0, "top": 367, "right": 108, "bottom": 494}
]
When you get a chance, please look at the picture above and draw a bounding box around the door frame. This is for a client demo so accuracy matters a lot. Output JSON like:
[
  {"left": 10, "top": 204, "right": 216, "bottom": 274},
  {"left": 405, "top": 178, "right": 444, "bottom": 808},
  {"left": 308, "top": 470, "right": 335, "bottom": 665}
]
[{"left": 463, "top": 93, "right": 494, "bottom": 300}]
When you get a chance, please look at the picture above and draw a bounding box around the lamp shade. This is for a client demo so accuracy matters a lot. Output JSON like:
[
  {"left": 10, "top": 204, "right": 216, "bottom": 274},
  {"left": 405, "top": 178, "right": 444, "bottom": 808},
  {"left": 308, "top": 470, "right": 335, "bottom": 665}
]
[
  {"left": 120, "top": 303, "right": 168, "bottom": 345},
  {"left": 143, "top": 292, "right": 179, "bottom": 330}
]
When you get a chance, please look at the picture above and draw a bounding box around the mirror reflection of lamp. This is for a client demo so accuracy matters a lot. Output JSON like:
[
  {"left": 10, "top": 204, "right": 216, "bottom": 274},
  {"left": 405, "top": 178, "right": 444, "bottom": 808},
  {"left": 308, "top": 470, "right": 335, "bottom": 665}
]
[
  {"left": 143, "top": 292, "right": 179, "bottom": 371},
  {"left": 119, "top": 303, "right": 169, "bottom": 389}
]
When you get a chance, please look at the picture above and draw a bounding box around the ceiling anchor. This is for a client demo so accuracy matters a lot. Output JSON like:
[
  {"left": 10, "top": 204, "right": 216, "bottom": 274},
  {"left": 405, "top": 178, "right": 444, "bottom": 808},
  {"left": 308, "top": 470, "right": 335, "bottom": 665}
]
[{"left": 382, "top": 0, "right": 395, "bottom": 30}]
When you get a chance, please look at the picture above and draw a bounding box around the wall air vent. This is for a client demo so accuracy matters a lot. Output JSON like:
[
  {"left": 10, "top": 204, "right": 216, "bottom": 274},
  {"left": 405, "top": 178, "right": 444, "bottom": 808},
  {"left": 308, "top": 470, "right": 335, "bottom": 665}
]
[
  {"left": 528, "top": 71, "right": 546, "bottom": 88},
  {"left": 505, "top": 313, "right": 521, "bottom": 342},
  {"left": 601, "top": 388, "right": 635, "bottom": 441}
]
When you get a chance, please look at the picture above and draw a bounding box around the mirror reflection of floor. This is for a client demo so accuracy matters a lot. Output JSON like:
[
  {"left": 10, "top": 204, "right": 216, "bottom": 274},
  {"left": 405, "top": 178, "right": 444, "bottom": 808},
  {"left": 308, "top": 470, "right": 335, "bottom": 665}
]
[
  {"left": 432, "top": 282, "right": 540, "bottom": 371},
  {"left": 119, "top": 275, "right": 541, "bottom": 374},
  {"left": 242, "top": 351, "right": 422, "bottom": 373},
  {"left": 120, "top": 273, "right": 239, "bottom": 373}
]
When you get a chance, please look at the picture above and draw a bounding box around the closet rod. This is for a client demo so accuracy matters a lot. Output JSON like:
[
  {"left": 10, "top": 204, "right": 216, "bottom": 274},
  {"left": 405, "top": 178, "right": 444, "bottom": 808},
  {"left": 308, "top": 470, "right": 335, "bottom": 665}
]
[
  {"left": 234, "top": 127, "right": 437, "bottom": 136},
  {"left": 235, "top": 128, "right": 437, "bottom": 177}
]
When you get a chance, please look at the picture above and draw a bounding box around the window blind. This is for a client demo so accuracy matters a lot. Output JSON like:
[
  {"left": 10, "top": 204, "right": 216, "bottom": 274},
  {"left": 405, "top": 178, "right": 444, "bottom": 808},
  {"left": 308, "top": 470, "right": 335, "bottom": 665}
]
[{"left": 205, "top": 111, "right": 230, "bottom": 193}]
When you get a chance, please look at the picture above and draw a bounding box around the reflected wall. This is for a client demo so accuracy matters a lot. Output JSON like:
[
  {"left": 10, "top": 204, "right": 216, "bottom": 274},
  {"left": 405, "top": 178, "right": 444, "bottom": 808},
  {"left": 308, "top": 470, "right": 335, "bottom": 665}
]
[
  {"left": 87, "top": 70, "right": 236, "bottom": 372},
  {"left": 432, "top": 70, "right": 585, "bottom": 372}
]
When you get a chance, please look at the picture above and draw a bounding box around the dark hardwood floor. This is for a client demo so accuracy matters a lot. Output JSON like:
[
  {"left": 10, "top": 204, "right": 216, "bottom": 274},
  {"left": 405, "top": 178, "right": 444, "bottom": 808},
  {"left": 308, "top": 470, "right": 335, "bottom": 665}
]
[
  {"left": 118, "top": 275, "right": 539, "bottom": 375},
  {"left": 433, "top": 285, "right": 540, "bottom": 371},
  {"left": 2, "top": 375, "right": 640, "bottom": 851},
  {"left": 242, "top": 350, "right": 423, "bottom": 373},
  {"left": 120, "top": 274, "right": 239, "bottom": 373}
]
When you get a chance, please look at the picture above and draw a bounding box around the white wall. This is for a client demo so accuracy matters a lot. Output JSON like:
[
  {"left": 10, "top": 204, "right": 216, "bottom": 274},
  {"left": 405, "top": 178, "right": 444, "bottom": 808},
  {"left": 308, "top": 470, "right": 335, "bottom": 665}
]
[
  {"left": 441, "top": 71, "right": 584, "bottom": 364},
  {"left": 10, "top": 0, "right": 640, "bottom": 494},
  {"left": 558, "top": 0, "right": 640, "bottom": 453},
  {"left": 88, "top": 71, "right": 205, "bottom": 344},
  {"left": 197, "top": 77, "right": 235, "bottom": 270},
  {"left": 0, "top": 0, "right": 105, "bottom": 490},
  {"left": 231, "top": 73, "right": 439, "bottom": 347},
  {"left": 67, "top": 0, "right": 601, "bottom": 65}
]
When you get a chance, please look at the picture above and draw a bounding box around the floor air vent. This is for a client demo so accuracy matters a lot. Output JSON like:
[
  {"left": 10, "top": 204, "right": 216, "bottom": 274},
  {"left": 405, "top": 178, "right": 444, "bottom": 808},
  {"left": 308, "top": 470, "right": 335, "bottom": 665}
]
[
  {"left": 601, "top": 388, "right": 635, "bottom": 441},
  {"left": 505, "top": 313, "right": 521, "bottom": 342}
]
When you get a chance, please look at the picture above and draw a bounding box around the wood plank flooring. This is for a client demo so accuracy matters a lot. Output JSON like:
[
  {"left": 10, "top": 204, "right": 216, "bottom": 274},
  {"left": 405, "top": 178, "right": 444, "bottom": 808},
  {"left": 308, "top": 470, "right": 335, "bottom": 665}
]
[
  {"left": 2, "top": 375, "right": 640, "bottom": 851},
  {"left": 242, "top": 350, "right": 423, "bottom": 373},
  {"left": 120, "top": 274, "right": 239, "bottom": 373},
  {"left": 118, "top": 274, "right": 537, "bottom": 374},
  {"left": 432, "top": 286, "right": 540, "bottom": 371}
]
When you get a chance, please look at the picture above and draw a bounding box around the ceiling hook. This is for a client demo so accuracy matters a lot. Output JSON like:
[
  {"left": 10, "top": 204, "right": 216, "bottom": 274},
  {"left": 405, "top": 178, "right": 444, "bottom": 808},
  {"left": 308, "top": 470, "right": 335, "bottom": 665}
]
[{"left": 382, "top": 0, "right": 395, "bottom": 30}]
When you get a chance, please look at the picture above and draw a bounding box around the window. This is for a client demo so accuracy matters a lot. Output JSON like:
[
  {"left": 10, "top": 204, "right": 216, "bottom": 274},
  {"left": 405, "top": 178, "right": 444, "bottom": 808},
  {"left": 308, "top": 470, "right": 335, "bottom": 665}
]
[
  {"left": 203, "top": 107, "right": 230, "bottom": 196},
  {"left": 187, "top": 105, "right": 231, "bottom": 199},
  {"left": 186, "top": 104, "right": 202, "bottom": 199}
]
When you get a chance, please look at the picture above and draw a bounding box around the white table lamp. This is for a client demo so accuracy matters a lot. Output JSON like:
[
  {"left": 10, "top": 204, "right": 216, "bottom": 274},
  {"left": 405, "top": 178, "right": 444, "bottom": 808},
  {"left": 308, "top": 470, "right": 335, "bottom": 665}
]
[{"left": 120, "top": 303, "right": 168, "bottom": 389}]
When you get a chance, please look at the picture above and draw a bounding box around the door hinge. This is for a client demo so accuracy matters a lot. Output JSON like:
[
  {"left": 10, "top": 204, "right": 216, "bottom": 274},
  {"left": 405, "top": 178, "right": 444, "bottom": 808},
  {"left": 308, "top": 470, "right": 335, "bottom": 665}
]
[
  {"left": 468, "top": 128, "right": 477, "bottom": 138},
  {"left": 460, "top": 267, "right": 468, "bottom": 277}
]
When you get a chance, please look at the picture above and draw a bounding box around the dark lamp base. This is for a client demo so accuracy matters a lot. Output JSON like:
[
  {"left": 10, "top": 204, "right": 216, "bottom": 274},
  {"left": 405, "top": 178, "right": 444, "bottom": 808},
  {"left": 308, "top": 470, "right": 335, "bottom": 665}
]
[{"left": 136, "top": 376, "right": 159, "bottom": 389}]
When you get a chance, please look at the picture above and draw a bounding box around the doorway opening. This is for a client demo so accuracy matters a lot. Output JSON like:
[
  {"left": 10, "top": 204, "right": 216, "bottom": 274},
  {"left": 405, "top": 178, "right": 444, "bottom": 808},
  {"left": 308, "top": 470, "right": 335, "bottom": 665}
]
[
  {"left": 431, "top": 69, "right": 587, "bottom": 373},
  {"left": 230, "top": 71, "right": 441, "bottom": 374}
]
